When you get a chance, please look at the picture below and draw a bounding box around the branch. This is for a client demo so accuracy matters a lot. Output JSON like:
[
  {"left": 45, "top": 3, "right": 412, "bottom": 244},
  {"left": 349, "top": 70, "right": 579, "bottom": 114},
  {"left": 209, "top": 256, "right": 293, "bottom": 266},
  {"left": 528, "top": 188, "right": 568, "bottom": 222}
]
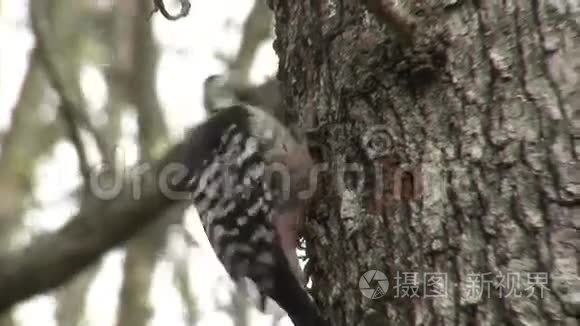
[
  {"left": 29, "top": 0, "right": 112, "bottom": 171},
  {"left": 206, "top": 1, "right": 280, "bottom": 117},
  {"left": 58, "top": 102, "right": 92, "bottom": 183},
  {"left": 0, "top": 48, "right": 59, "bottom": 177},
  {"left": 29, "top": 2, "right": 90, "bottom": 181},
  {"left": 0, "top": 141, "right": 188, "bottom": 313},
  {"left": 228, "top": 0, "right": 273, "bottom": 85},
  {"left": 134, "top": 0, "right": 169, "bottom": 161},
  {"left": 151, "top": 0, "right": 191, "bottom": 21}
]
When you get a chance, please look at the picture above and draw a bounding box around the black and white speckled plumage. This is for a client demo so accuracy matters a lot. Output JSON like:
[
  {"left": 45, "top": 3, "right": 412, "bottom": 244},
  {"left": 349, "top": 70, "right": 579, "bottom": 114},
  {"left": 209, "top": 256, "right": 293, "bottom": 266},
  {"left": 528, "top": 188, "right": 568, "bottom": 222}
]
[
  {"left": 176, "top": 105, "right": 328, "bottom": 326},
  {"left": 188, "top": 116, "right": 279, "bottom": 290}
]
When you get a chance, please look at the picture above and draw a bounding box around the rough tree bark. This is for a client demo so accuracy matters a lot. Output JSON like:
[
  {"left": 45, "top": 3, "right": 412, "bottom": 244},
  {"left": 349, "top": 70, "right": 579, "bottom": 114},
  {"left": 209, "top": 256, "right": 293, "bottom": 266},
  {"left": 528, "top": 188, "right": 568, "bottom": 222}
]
[{"left": 271, "top": 1, "right": 579, "bottom": 325}]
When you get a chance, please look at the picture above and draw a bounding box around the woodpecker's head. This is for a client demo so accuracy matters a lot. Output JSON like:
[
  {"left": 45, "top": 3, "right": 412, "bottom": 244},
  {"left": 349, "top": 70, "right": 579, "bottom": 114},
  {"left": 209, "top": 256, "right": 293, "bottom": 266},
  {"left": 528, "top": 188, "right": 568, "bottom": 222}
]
[
  {"left": 202, "top": 74, "right": 310, "bottom": 164},
  {"left": 203, "top": 74, "right": 239, "bottom": 116},
  {"left": 202, "top": 74, "right": 314, "bottom": 212}
]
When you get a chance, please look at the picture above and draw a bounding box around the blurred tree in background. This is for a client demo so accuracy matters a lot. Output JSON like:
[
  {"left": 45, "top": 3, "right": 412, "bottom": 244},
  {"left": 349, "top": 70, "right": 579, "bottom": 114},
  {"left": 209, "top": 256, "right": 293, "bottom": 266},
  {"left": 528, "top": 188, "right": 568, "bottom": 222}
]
[{"left": 0, "top": 0, "right": 278, "bottom": 325}]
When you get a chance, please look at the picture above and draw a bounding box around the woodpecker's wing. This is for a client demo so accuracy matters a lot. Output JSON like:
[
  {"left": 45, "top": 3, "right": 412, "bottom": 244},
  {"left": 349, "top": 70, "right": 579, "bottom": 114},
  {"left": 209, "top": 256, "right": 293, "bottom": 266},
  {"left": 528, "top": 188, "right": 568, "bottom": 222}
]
[{"left": 175, "top": 105, "right": 329, "bottom": 325}]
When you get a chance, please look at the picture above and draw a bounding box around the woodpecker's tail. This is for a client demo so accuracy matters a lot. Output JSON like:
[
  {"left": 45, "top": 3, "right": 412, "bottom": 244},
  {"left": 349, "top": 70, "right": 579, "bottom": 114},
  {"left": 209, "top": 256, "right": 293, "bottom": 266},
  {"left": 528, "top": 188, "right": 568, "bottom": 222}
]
[{"left": 269, "top": 258, "right": 330, "bottom": 326}]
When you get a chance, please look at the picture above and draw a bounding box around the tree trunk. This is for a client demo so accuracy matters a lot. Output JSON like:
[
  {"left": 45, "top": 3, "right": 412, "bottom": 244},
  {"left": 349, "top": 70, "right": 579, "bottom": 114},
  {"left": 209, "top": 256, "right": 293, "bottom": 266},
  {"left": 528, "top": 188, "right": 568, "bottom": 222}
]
[
  {"left": 0, "top": 47, "right": 60, "bottom": 326},
  {"left": 271, "top": 1, "right": 579, "bottom": 325},
  {"left": 116, "top": 1, "right": 174, "bottom": 325}
]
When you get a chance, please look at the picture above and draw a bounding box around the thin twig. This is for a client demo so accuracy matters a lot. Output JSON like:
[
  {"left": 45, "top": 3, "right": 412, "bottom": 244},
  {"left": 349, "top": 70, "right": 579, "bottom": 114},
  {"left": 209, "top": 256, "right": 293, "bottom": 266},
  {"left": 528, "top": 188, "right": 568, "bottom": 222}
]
[
  {"left": 29, "top": 0, "right": 109, "bottom": 182},
  {"left": 151, "top": 0, "right": 191, "bottom": 21},
  {"left": 58, "top": 103, "right": 92, "bottom": 182}
]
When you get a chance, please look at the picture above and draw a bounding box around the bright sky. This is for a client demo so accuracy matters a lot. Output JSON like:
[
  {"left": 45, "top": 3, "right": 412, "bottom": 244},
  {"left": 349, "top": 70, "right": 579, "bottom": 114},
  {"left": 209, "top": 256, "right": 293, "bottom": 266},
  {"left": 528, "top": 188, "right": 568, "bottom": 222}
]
[{"left": 0, "top": 0, "right": 289, "bottom": 325}]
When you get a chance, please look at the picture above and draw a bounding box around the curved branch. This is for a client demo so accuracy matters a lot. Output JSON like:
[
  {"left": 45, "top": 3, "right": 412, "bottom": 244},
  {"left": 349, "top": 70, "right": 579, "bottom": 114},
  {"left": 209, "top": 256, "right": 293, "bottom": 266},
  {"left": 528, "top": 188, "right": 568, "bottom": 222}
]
[
  {"left": 0, "top": 141, "right": 188, "bottom": 313},
  {"left": 228, "top": 0, "right": 273, "bottom": 84},
  {"left": 30, "top": 0, "right": 112, "bottom": 173},
  {"left": 151, "top": 0, "right": 191, "bottom": 21}
]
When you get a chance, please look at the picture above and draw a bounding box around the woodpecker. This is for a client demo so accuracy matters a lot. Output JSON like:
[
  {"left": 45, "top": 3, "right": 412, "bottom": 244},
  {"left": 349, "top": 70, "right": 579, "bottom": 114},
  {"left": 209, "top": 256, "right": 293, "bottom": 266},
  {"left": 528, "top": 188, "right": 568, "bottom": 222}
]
[{"left": 175, "top": 76, "right": 328, "bottom": 326}]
